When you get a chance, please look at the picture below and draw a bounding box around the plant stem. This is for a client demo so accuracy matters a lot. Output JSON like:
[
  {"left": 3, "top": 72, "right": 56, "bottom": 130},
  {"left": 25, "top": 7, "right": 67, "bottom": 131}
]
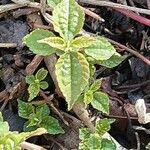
[{"left": 114, "top": 8, "right": 150, "bottom": 27}]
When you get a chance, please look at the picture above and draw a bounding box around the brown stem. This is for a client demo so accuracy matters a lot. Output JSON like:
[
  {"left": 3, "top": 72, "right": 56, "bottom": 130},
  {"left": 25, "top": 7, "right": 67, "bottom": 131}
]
[
  {"left": 107, "top": 38, "right": 150, "bottom": 66},
  {"left": 114, "top": 8, "right": 150, "bottom": 27}
]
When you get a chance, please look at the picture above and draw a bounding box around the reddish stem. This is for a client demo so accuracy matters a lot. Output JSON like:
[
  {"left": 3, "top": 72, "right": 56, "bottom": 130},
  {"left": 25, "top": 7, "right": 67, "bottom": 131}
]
[{"left": 114, "top": 8, "right": 150, "bottom": 27}]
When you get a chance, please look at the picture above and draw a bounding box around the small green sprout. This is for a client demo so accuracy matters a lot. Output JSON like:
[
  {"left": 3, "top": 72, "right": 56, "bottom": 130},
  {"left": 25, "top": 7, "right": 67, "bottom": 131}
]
[
  {"left": 79, "top": 119, "right": 116, "bottom": 150},
  {"left": 18, "top": 100, "right": 64, "bottom": 134},
  {"left": 26, "top": 68, "right": 49, "bottom": 101}
]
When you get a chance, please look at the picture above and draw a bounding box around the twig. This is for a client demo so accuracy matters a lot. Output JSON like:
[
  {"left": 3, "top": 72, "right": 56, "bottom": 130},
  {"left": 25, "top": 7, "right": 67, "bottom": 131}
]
[
  {"left": 114, "top": 80, "right": 150, "bottom": 90},
  {"left": 107, "top": 38, "right": 150, "bottom": 66},
  {"left": 135, "top": 132, "right": 140, "bottom": 150},
  {"left": 44, "top": 136, "right": 67, "bottom": 150},
  {"left": 0, "top": 99, "right": 9, "bottom": 111},
  {"left": 128, "top": 0, "right": 139, "bottom": 15},
  {"left": 79, "top": 0, "right": 150, "bottom": 15},
  {"left": 0, "top": 43, "right": 17, "bottom": 48},
  {"left": 147, "top": 0, "right": 150, "bottom": 10},
  {"left": 25, "top": 55, "right": 44, "bottom": 75},
  {"left": 82, "top": 7, "right": 104, "bottom": 22},
  {"left": 39, "top": 90, "right": 69, "bottom": 126},
  {"left": 40, "top": 0, "right": 53, "bottom": 24},
  {"left": 11, "top": 0, "right": 52, "bottom": 12},
  {"left": 0, "top": 4, "right": 24, "bottom": 14},
  {"left": 114, "top": 8, "right": 150, "bottom": 26},
  {"left": 107, "top": 114, "right": 137, "bottom": 120}
]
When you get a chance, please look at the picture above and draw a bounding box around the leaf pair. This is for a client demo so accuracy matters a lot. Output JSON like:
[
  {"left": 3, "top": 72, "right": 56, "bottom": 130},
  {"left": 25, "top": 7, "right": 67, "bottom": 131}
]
[
  {"left": 26, "top": 68, "right": 48, "bottom": 101},
  {"left": 79, "top": 118, "right": 116, "bottom": 150},
  {"left": 82, "top": 80, "right": 109, "bottom": 114},
  {"left": 18, "top": 100, "right": 64, "bottom": 134}
]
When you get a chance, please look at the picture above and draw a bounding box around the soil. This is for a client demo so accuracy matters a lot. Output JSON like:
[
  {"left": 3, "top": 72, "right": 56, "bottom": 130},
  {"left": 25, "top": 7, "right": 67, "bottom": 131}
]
[{"left": 0, "top": 0, "right": 150, "bottom": 150}]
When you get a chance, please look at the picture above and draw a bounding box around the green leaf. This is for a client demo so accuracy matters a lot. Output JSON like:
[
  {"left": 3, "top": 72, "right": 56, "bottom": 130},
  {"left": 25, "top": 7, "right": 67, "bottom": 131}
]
[
  {"left": 23, "top": 121, "right": 37, "bottom": 132},
  {"left": 27, "top": 114, "right": 40, "bottom": 127},
  {"left": 23, "top": 29, "right": 56, "bottom": 56},
  {"left": 18, "top": 100, "right": 34, "bottom": 119},
  {"left": 84, "top": 90, "right": 93, "bottom": 105},
  {"left": 36, "top": 104, "right": 50, "bottom": 118},
  {"left": 55, "top": 52, "right": 90, "bottom": 110},
  {"left": 26, "top": 75, "right": 36, "bottom": 84},
  {"left": 96, "top": 119, "right": 114, "bottom": 137},
  {"left": 85, "top": 37, "right": 116, "bottom": 60},
  {"left": 97, "top": 53, "right": 126, "bottom": 68},
  {"left": 38, "top": 37, "right": 66, "bottom": 50},
  {"left": 0, "top": 122, "right": 9, "bottom": 135},
  {"left": 35, "top": 68, "right": 48, "bottom": 81},
  {"left": 47, "top": 0, "right": 62, "bottom": 8},
  {"left": 40, "top": 81, "right": 49, "bottom": 90},
  {"left": 91, "top": 92, "right": 109, "bottom": 114},
  {"left": 79, "top": 128, "right": 91, "bottom": 141},
  {"left": 28, "top": 83, "right": 40, "bottom": 101},
  {"left": 90, "top": 80, "right": 102, "bottom": 92},
  {"left": 86, "top": 134, "right": 102, "bottom": 150},
  {"left": 52, "top": 0, "right": 85, "bottom": 41},
  {"left": 40, "top": 116, "right": 64, "bottom": 134},
  {"left": 101, "top": 139, "right": 116, "bottom": 150},
  {"left": 70, "top": 36, "right": 95, "bottom": 49}
]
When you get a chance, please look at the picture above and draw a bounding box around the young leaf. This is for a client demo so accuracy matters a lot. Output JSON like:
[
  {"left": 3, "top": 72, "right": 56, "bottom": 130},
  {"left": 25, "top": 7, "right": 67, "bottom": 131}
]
[
  {"left": 85, "top": 37, "right": 116, "bottom": 60},
  {"left": 36, "top": 104, "right": 50, "bottom": 118},
  {"left": 38, "top": 37, "right": 66, "bottom": 50},
  {"left": 40, "top": 116, "right": 64, "bottom": 134},
  {"left": 27, "top": 114, "right": 40, "bottom": 127},
  {"left": 96, "top": 119, "right": 114, "bottom": 137},
  {"left": 0, "top": 113, "right": 9, "bottom": 134},
  {"left": 101, "top": 139, "right": 116, "bottom": 150},
  {"left": 70, "top": 36, "right": 95, "bottom": 49},
  {"left": 23, "top": 29, "right": 56, "bottom": 56},
  {"left": 52, "top": 0, "right": 85, "bottom": 41},
  {"left": 23, "top": 121, "right": 37, "bottom": 132},
  {"left": 97, "top": 53, "right": 126, "bottom": 68},
  {"left": 18, "top": 100, "right": 34, "bottom": 119},
  {"left": 84, "top": 90, "right": 93, "bottom": 105},
  {"left": 90, "top": 80, "right": 101, "bottom": 92},
  {"left": 40, "top": 81, "right": 49, "bottom": 90},
  {"left": 26, "top": 75, "right": 35, "bottom": 84},
  {"left": 55, "top": 52, "right": 90, "bottom": 110},
  {"left": 47, "top": 0, "right": 62, "bottom": 8},
  {"left": 35, "top": 68, "right": 48, "bottom": 81},
  {"left": 79, "top": 128, "right": 91, "bottom": 141},
  {"left": 28, "top": 83, "right": 40, "bottom": 101},
  {"left": 86, "top": 134, "right": 102, "bottom": 149},
  {"left": 91, "top": 92, "right": 109, "bottom": 114}
]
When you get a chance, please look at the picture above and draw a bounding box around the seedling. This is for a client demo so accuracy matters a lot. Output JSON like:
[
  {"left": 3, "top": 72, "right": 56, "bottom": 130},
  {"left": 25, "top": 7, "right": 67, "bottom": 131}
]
[
  {"left": 26, "top": 68, "right": 48, "bottom": 101},
  {"left": 18, "top": 100, "right": 64, "bottom": 134},
  {"left": 23, "top": 0, "right": 125, "bottom": 110},
  {"left": 0, "top": 112, "right": 46, "bottom": 149},
  {"left": 79, "top": 119, "right": 116, "bottom": 150}
]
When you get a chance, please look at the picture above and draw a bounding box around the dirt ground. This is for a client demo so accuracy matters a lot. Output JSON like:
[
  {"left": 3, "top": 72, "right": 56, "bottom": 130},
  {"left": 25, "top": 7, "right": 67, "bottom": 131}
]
[{"left": 0, "top": 0, "right": 150, "bottom": 149}]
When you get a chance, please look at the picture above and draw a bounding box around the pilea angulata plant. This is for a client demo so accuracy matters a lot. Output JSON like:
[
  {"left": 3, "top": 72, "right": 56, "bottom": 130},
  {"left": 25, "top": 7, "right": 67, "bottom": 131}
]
[{"left": 24, "top": 0, "right": 125, "bottom": 110}]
